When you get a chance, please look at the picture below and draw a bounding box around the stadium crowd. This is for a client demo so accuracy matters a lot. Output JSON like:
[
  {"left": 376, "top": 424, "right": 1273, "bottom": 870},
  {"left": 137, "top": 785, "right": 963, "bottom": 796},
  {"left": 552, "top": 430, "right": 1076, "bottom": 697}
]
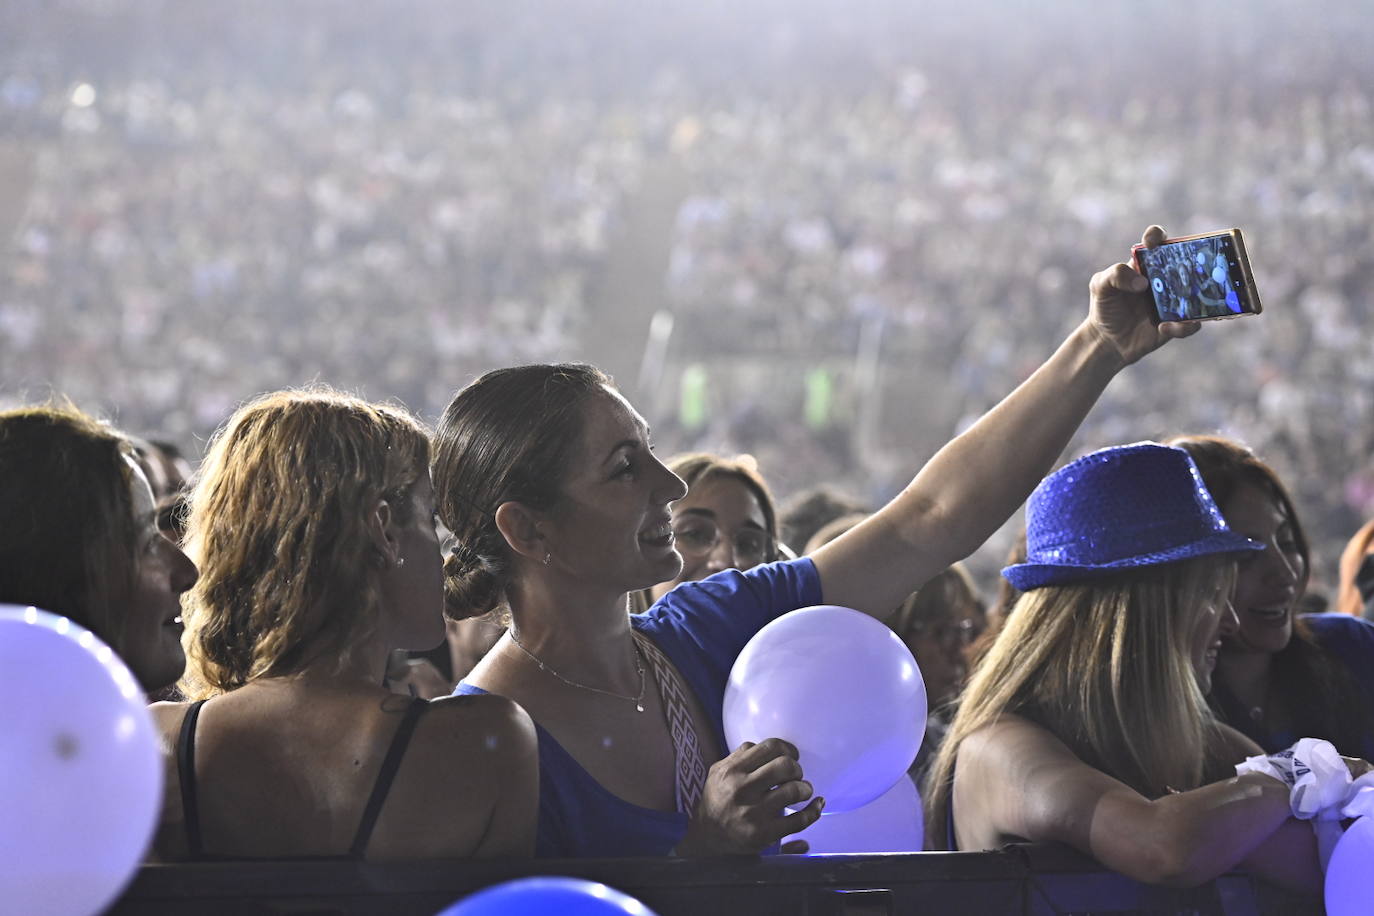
[{"left": 2, "top": 0, "right": 1374, "bottom": 902}]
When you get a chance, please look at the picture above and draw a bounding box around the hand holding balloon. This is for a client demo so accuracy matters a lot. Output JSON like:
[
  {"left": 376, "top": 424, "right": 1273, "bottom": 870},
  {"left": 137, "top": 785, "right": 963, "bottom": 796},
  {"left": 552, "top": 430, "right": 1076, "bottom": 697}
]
[
  {"left": 723, "top": 605, "right": 927, "bottom": 813},
  {"left": 674, "top": 738, "right": 823, "bottom": 856}
]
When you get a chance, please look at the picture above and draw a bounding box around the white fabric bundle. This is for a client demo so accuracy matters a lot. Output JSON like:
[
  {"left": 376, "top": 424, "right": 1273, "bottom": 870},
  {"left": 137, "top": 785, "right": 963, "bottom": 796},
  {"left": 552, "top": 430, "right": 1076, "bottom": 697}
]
[{"left": 1235, "top": 738, "right": 1374, "bottom": 870}]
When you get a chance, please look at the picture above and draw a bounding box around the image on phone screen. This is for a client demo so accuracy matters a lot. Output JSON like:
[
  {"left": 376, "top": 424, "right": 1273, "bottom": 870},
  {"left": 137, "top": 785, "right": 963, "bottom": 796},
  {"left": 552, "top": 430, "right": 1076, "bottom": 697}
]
[{"left": 1136, "top": 234, "right": 1251, "bottom": 322}]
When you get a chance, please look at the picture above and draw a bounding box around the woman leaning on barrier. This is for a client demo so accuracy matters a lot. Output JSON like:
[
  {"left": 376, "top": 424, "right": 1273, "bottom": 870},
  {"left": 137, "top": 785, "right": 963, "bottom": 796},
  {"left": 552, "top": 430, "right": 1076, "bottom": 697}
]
[{"left": 925, "top": 442, "right": 1371, "bottom": 894}]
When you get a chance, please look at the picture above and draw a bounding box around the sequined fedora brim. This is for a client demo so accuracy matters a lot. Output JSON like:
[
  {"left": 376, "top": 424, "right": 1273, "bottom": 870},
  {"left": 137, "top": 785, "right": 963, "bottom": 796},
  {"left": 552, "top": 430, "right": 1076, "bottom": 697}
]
[
  {"left": 1003, "top": 529, "right": 1263, "bottom": 591},
  {"left": 1002, "top": 441, "right": 1264, "bottom": 592}
]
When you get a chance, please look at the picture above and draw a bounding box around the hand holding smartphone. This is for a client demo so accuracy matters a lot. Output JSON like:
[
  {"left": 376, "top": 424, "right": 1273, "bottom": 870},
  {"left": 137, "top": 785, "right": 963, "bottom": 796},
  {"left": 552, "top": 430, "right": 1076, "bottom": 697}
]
[{"left": 1131, "top": 229, "right": 1262, "bottom": 323}]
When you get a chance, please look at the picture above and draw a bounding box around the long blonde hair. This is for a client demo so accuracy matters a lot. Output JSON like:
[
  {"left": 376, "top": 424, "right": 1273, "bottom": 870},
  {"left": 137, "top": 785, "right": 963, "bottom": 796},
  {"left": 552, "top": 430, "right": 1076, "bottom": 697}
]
[
  {"left": 181, "top": 389, "right": 429, "bottom": 697},
  {"left": 924, "top": 556, "right": 1235, "bottom": 847}
]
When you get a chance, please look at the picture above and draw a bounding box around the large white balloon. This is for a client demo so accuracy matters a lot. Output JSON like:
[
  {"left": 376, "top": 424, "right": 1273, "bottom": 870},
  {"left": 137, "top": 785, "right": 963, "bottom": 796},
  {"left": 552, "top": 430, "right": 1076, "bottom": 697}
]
[
  {"left": 723, "top": 605, "right": 927, "bottom": 812},
  {"left": 1326, "top": 815, "right": 1374, "bottom": 916},
  {"left": 785, "top": 774, "right": 925, "bottom": 853},
  {"left": 0, "top": 605, "right": 163, "bottom": 916}
]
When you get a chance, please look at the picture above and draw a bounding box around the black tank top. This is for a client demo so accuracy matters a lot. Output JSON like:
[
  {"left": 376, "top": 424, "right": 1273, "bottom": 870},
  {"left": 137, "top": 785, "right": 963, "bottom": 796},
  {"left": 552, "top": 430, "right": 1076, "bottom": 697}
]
[{"left": 176, "top": 697, "right": 427, "bottom": 860}]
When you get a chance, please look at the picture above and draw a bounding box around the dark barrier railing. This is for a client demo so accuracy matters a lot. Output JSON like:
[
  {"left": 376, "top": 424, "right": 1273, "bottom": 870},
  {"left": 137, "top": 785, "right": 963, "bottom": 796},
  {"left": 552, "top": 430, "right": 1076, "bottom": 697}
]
[{"left": 110, "top": 845, "right": 1321, "bottom": 916}]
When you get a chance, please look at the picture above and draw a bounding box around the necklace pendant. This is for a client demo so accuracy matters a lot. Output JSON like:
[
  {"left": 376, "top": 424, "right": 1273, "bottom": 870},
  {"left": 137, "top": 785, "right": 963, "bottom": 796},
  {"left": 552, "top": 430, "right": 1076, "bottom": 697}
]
[{"left": 636, "top": 702, "right": 645, "bottom": 713}]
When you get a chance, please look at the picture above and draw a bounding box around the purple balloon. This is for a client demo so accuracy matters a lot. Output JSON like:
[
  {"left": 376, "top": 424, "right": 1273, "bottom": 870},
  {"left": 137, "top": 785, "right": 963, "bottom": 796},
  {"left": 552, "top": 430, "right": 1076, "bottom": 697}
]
[
  {"left": 1326, "top": 816, "right": 1374, "bottom": 916},
  {"left": 0, "top": 605, "right": 163, "bottom": 916},
  {"left": 439, "top": 877, "right": 657, "bottom": 915},
  {"left": 723, "top": 605, "right": 927, "bottom": 813},
  {"left": 785, "top": 775, "right": 925, "bottom": 853}
]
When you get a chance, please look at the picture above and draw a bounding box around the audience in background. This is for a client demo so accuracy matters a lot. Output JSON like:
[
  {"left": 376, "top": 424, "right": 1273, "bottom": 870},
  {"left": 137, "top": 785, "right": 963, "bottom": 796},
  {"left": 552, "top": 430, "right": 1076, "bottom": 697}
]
[
  {"left": 1338, "top": 518, "right": 1374, "bottom": 620},
  {"left": 779, "top": 487, "right": 869, "bottom": 558},
  {"left": 154, "top": 389, "right": 536, "bottom": 860},
  {"left": 0, "top": 405, "right": 198, "bottom": 693}
]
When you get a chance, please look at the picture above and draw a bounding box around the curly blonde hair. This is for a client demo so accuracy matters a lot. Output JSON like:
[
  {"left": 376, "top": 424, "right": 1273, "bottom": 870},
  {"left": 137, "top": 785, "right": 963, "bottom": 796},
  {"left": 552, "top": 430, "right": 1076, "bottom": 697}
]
[{"left": 181, "top": 389, "right": 429, "bottom": 697}]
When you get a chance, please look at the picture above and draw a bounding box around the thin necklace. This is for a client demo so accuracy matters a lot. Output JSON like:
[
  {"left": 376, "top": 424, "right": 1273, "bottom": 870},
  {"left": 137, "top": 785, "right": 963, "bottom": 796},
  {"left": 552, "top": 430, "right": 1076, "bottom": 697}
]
[{"left": 508, "top": 630, "right": 647, "bottom": 713}]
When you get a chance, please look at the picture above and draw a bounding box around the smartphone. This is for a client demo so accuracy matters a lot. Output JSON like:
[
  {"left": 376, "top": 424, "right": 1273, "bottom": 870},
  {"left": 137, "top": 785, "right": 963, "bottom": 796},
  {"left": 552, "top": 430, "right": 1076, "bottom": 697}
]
[{"left": 1131, "top": 229, "right": 1262, "bottom": 323}]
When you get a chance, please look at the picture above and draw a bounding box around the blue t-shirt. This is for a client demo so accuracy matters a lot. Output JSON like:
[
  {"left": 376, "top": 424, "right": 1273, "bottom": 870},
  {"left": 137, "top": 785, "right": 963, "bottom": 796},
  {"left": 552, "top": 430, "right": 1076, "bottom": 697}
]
[{"left": 455, "top": 557, "right": 823, "bottom": 858}]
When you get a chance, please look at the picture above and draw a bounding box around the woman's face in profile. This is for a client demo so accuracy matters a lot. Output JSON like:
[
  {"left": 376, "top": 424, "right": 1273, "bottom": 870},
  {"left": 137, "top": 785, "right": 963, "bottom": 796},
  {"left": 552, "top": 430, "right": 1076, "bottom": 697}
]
[
  {"left": 1221, "top": 482, "right": 1304, "bottom": 657},
  {"left": 118, "top": 458, "right": 199, "bottom": 691},
  {"left": 649, "top": 474, "right": 771, "bottom": 602},
  {"left": 540, "top": 389, "right": 688, "bottom": 593}
]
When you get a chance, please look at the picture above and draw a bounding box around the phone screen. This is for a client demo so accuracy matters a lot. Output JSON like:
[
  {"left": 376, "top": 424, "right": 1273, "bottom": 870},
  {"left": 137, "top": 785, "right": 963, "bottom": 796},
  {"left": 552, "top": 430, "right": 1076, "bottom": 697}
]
[{"left": 1135, "top": 232, "right": 1257, "bottom": 322}]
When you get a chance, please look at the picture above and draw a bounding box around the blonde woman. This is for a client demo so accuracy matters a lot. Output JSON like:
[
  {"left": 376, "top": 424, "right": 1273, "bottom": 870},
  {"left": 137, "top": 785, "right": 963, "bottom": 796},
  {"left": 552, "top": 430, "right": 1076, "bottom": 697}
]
[
  {"left": 152, "top": 390, "right": 536, "bottom": 860},
  {"left": 924, "top": 443, "right": 1365, "bottom": 893}
]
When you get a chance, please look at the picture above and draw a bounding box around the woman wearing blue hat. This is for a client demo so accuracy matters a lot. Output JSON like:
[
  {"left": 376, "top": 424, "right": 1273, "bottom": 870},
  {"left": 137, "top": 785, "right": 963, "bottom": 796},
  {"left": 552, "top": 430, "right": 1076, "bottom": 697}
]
[{"left": 924, "top": 442, "right": 1368, "bottom": 891}]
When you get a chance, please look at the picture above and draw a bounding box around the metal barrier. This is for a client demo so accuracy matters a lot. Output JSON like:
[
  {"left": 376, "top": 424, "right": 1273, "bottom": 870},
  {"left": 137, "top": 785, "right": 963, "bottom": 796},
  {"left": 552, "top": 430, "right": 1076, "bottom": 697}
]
[{"left": 110, "top": 845, "right": 1321, "bottom": 916}]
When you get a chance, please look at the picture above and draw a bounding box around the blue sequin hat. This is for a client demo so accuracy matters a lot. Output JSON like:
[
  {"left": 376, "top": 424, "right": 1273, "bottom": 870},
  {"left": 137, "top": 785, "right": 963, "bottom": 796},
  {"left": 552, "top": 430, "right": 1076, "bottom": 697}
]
[{"left": 1002, "top": 442, "right": 1263, "bottom": 591}]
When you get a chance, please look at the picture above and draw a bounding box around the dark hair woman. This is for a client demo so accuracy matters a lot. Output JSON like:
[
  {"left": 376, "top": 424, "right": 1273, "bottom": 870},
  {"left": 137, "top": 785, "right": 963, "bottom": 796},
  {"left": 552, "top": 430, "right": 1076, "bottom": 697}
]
[
  {"left": 437, "top": 227, "right": 1201, "bottom": 858},
  {"left": 1169, "top": 434, "right": 1374, "bottom": 761},
  {"left": 0, "top": 405, "right": 198, "bottom": 692}
]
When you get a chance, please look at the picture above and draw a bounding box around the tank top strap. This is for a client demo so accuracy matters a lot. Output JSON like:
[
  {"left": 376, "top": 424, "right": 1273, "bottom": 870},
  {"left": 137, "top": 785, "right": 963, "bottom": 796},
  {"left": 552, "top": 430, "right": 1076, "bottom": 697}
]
[
  {"left": 176, "top": 699, "right": 211, "bottom": 859},
  {"left": 348, "top": 698, "right": 427, "bottom": 858}
]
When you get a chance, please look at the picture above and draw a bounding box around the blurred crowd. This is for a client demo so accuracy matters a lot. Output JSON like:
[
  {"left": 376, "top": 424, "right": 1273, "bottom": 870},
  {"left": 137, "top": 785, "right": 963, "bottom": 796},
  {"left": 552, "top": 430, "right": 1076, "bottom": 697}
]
[{"left": 2, "top": 0, "right": 1372, "bottom": 592}]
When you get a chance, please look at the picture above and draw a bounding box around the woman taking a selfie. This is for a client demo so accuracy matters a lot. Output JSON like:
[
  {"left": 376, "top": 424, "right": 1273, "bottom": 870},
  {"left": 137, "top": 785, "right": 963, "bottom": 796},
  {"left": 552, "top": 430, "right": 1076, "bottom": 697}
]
[
  {"left": 925, "top": 442, "right": 1361, "bottom": 892},
  {"left": 437, "top": 226, "right": 1200, "bottom": 858},
  {"left": 154, "top": 390, "right": 536, "bottom": 860}
]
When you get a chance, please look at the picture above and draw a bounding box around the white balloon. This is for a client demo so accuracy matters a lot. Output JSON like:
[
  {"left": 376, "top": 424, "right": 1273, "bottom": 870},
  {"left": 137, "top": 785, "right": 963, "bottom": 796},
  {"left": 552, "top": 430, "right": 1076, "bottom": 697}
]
[
  {"left": 723, "top": 605, "right": 927, "bottom": 812},
  {"left": 0, "top": 605, "right": 163, "bottom": 916},
  {"left": 1326, "top": 815, "right": 1374, "bottom": 916},
  {"left": 785, "top": 774, "right": 925, "bottom": 853}
]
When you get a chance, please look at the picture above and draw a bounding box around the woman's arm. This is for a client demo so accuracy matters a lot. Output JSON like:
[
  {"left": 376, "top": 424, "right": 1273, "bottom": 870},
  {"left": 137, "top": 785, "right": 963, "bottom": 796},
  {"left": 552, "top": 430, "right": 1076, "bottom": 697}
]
[
  {"left": 811, "top": 227, "right": 1201, "bottom": 618},
  {"left": 957, "top": 715, "right": 1318, "bottom": 891}
]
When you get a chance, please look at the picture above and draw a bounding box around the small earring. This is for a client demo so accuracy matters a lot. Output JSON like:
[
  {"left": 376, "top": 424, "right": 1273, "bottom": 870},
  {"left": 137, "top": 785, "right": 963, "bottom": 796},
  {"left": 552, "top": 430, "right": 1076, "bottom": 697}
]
[
  {"left": 396, "top": 557, "right": 406, "bottom": 569},
  {"left": 542, "top": 551, "right": 552, "bottom": 566}
]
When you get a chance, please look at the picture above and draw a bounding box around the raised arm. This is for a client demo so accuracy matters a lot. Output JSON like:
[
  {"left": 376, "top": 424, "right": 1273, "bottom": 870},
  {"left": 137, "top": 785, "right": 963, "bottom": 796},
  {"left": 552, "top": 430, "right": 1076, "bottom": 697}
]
[
  {"left": 957, "top": 715, "right": 1319, "bottom": 892},
  {"left": 811, "top": 226, "right": 1201, "bottom": 617}
]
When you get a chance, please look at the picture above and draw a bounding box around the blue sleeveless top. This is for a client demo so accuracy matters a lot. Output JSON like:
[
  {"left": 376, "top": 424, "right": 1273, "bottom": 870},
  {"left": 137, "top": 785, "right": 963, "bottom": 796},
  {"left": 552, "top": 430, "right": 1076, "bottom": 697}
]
[{"left": 455, "top": 558, "right": 822, "bottom": 857}]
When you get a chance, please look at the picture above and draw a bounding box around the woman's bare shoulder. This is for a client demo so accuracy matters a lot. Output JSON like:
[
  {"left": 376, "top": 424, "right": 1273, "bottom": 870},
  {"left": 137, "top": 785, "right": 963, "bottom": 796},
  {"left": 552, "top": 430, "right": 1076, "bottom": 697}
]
[{"left": 409, "top": 693, "right": 537, "bottom": 763}]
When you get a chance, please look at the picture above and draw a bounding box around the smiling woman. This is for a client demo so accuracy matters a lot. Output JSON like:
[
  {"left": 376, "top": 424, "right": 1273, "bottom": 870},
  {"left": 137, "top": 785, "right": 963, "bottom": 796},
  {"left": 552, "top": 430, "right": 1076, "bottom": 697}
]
[
  {"left": 0, "top": 404, "right": 198, "bottom": 693},
  {"left": 922, "top": 443, "right": 1347, "bottom": 893},
  {"left": 1169, "top": 435, "right": 1374, "bottom": 761},
  {"left": 434, "top": 226, "right": 1212, "bottom": 860}
]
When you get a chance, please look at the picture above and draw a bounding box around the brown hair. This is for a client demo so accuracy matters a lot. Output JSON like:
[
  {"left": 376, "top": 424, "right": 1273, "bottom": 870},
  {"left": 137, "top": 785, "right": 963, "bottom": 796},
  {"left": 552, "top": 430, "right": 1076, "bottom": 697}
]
[
  {"left": 0, "top": 404, "right": 139, "bottom": 646},
  {"left": 433, "top": 364, "right": 612, "bottom": 620},
  {"left": 889, "top": 563, "right": 981, "bottom": 643},
  {"left": 1169, "top": 434, "right": 1374, "bottom": 757},
  {"left": 181, "top": 389, "right": 430, "bottom": 696}
]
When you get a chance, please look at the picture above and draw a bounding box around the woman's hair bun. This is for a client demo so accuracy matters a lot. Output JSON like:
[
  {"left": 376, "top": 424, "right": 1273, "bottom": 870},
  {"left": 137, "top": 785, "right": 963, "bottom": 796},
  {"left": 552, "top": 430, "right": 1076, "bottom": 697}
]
[{"left": 442, "top": 545, "right": 506, "bottom": 620}]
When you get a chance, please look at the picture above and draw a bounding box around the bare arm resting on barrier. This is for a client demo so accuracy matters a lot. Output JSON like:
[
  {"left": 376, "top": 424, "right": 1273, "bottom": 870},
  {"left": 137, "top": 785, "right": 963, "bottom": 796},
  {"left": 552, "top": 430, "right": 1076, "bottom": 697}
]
[
  {"left": 953, "top": 714, "right": 1324, "bottom": 893},
  {"left": 811, "top": 226, "right": 1202, "bottom": 619}
]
